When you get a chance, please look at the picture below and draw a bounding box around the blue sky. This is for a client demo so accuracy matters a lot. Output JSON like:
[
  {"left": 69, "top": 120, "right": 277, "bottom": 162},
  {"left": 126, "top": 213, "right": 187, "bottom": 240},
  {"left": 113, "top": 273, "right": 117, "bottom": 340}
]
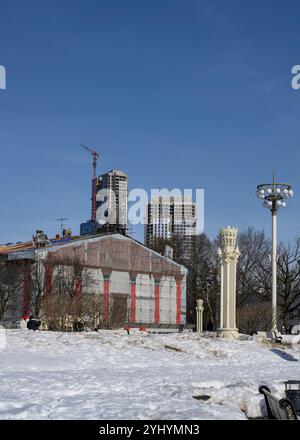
[{"left": 0, "top": 0, "right": 300, "bottom": 244}]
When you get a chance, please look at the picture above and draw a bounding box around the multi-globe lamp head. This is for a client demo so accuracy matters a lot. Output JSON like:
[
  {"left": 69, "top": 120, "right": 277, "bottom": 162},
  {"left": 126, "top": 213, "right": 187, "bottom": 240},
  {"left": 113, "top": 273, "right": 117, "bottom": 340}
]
[{"left": 256, "top": 181, "right": 293, "bottom": 212}]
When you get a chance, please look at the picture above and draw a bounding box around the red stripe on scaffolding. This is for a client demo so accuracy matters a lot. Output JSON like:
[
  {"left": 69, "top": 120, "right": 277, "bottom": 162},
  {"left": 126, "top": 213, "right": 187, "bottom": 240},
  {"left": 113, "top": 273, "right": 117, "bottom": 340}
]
[
  {"left": 103, "top": 277, "right": 110, "bottom": 321},
  {"left": 75, "top": 279, "right": 82, "bottom": 298},
  {"left": 130, "top": 280, "right": 136, "bottom": 323},
  {"left": 176, "top": 278, "right": 181, "bottom": 324},
  {"left": 154, "top": 281, "right": 160, "bottom": 324}
]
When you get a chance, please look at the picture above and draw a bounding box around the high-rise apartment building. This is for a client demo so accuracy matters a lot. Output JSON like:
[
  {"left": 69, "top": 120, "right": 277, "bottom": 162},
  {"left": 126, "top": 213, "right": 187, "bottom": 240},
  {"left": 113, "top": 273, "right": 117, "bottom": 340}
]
[
  {"left": 145, "top": 196, "right": 196, "bottom": 258},
  {"left": 96, "top": 170, "right": 128, "bottom": 230}
]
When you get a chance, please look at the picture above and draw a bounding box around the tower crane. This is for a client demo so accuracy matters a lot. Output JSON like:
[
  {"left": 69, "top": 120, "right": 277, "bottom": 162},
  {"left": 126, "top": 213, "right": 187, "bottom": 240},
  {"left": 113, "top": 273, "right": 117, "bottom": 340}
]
[{"left": 80, "top": 144, "right": 100, "bottom": 222}]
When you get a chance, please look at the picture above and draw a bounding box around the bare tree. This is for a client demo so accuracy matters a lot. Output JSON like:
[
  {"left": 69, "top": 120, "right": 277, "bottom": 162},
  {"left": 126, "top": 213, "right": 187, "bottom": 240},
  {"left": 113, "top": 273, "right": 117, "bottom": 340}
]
[
  {"left": 277, "top": 238, "right": 300, "bottom": 327},
  {"left": 31, "top": 259, "right": 53, "bottom": 318},
  {"left": 149, "top": 233, "right": 219, "bottom": 329},
  {"left": 237, "top": 302, "right": 273, "bottom": 335},
  {"left": 43, "top": 257, "right": 95, "bottom": 331},
  {"left": 236, "top": 230, "right": 300, "bottom": 329},
  {"left": 0, "top": 259, "right": 24, "bottom": 321},
  {"left": 40, "top": 256, "right": 129, "bottom": 331},
  {"left": 186, "top": 235, "right": 219, "bottom": 329},
  {"left": 148, "top": 234, "right": 187, "bottom": 265},
  {"left": 236, "top": 227, "right": 272, "bottom": 306}
]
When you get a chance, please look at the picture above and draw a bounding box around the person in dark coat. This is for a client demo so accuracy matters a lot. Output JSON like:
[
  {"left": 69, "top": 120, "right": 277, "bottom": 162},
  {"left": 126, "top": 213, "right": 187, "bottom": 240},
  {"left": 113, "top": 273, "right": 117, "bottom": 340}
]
[{"left": 27, "top": 316, "right": 41, "bottom": 331}]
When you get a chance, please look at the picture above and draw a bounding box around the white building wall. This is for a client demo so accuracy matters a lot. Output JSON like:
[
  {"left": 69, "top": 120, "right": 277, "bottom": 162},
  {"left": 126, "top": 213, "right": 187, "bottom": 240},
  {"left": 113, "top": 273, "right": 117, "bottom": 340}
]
[
  {"left": 110, "top": 271, "right": 130, "bottom": 295},
  {"left": 89, "top": 268, "right": 104, "bottom": 295},
  {"left": 159, "top": 276, "right": 176, "bottom": 324},
  {"left": 64, "top": 267, "right": 186, "bottom": 325},
  {"left": 135, "top": 274, "right": 155, "bottom": 323}
]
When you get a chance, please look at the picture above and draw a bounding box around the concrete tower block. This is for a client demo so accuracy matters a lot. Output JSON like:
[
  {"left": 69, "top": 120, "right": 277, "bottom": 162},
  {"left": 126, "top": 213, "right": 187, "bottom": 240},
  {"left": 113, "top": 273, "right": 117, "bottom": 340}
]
[
  {"left": 218, "top": 226, "right": 240, "bottom": 339},
  {"left": 196, "top": 298, "right": 204, "bottom": 333}
]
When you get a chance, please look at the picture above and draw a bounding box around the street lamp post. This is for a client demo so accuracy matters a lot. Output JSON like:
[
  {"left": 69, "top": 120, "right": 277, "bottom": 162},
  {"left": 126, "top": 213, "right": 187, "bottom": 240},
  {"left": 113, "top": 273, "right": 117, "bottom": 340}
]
[{"left": 256, "top": 174, "right": 293, "bottom": 331}]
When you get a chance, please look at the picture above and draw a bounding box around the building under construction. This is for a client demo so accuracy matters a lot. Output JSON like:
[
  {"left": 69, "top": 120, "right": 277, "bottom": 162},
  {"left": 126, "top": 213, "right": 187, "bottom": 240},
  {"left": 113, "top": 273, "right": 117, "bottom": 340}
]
[{"left": 0, "top": 231, "right": 187, "bottom": 329}]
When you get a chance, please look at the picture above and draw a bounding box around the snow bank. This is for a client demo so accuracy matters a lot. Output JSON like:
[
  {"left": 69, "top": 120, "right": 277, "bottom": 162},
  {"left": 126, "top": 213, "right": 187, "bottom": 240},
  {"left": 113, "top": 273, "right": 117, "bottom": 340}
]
[{"left": 0, "top": 330, "right": 299, "bottom": 420}]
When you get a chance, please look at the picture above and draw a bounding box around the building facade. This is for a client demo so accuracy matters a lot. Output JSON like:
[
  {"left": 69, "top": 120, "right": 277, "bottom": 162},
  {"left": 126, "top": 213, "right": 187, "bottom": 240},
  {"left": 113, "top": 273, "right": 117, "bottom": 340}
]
[
  {"left": 0, "top": 233, "right": 187, "bottom": 328},
  {"left": 96, "top": 170, "right": 128, "bottom": 231},
  {"left": 145, "top": 196, "right": 196, "bottom": 258}
]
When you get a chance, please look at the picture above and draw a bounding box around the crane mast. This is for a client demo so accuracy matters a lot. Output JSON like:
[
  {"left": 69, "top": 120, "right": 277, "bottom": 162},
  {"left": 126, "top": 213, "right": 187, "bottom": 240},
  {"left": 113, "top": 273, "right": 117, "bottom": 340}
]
[{"left": 80, "top": 144, "right": 100, "bottom": 222}]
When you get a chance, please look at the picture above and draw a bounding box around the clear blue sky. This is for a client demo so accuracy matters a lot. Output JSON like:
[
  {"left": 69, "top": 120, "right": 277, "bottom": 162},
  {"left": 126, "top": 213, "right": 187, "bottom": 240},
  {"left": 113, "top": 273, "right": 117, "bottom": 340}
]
[{"left": 0, "top": 0, "right": 300, "bottom": 244}]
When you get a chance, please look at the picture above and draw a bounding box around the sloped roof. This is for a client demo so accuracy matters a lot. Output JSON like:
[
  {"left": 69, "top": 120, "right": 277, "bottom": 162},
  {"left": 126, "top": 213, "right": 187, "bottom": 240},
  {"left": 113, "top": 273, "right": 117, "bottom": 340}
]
[
  {"left": 1, "top": 233, "right": 187, "bottom": 276},
  {"left": 42, "top": 233, "right": 188, "bottom": 276}
]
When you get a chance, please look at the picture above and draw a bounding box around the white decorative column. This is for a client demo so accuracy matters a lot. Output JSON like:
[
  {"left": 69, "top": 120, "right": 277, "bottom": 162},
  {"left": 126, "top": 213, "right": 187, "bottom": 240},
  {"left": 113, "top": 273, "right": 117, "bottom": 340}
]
[
  {"left": 218, "top": 226, "right": 240, "bottom": 339},
  {"left": 196, "top": 299, "right": 204, "bottom": 333}
]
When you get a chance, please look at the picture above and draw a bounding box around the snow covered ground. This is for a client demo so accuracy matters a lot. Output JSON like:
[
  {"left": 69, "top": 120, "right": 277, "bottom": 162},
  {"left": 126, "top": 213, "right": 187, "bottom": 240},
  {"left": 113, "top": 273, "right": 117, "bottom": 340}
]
[{"left": 0, "top": 329, "right": 299, "bottom": 420}]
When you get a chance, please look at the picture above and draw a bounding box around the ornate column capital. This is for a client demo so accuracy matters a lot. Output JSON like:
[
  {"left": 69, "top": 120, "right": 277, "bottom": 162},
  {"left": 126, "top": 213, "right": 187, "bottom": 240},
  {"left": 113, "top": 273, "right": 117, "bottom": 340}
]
[{"left": 219, "top": 226, "right": 239, "bottom": 253}]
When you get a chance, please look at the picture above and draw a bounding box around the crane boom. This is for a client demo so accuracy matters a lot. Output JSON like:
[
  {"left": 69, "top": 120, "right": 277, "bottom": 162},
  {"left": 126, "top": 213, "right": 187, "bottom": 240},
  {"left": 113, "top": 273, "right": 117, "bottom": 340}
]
[{"left": 80, "top": 143, "right": 100, "bottom": 158}]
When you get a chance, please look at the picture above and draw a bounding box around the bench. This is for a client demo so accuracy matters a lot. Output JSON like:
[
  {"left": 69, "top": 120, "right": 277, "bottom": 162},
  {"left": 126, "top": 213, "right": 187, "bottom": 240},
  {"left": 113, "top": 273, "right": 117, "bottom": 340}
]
[
  {"left": 259, "top": 385, "right": 298, "bottom": 420},
  {"left": 266, "top": 331, "right": 282, "bottom": 343},
  {"left": 273, "top": 331, "right": 283, "bottom": 344}
]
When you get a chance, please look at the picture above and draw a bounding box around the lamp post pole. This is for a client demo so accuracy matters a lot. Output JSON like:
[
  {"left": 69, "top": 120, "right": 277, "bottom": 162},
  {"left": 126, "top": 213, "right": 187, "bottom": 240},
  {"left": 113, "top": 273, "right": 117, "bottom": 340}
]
[
  {"left": 271, "top": 208, "right": 277, "bottom": 331},
  {"left": 256, "top": 175, "right": 293, "bottom": 332}
]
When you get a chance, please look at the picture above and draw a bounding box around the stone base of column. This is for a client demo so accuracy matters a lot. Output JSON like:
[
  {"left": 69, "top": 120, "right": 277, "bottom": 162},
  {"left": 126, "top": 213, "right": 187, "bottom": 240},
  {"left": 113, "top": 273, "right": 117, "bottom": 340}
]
[{"left": 217, "top": 328, "right": 239, "bottom": 339}]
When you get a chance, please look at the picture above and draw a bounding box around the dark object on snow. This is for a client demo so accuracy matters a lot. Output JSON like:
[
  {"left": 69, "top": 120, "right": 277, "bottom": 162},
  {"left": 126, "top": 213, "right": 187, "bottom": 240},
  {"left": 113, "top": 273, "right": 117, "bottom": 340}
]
[
  {"left": 192, "top": 394, "right": 211, "bottom": 401},
  {"left": 273, "top": 331, "right": 282, "bottom": 344},
  {"left": 287, "top": 325, "right": 293, "bottom": 335},
  {"left": 124, "top": 326, "right": 130, "bottom": 335},
  {"left": 284, "top": 381, "right": 300, "bottom": 415},
  {"left": 259, "top": 385, "right": 298, "bottom": 419},
  {"left": 178, "top": 324, "right": 185, "bottom": 333},
  {"left": 27, "top": 316, "right": 41, "bottom": 331},
  {"left": 73, "top": 320, "right": 84, "bottom": 332}
]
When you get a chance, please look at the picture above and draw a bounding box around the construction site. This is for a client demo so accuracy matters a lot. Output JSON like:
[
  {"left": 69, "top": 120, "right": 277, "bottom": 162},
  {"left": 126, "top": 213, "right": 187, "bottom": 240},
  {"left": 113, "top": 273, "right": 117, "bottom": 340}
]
[{"left": 0, "top": 145, "right": 188, "bottom": 331}]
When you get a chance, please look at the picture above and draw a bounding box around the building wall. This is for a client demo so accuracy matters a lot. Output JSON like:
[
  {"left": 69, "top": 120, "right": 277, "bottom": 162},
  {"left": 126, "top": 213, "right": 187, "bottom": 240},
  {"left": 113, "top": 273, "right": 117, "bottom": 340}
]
[
  {"left": 110, "top": 270, "right": 130, "bottom": 295},
  {"left": 2, "top": 234, "right": 187, "bottom": 327},
  {"left": 96, "top": 170, "right": 128, "bottom": 228},
  {"left": 87, "top": 269, "right": 184, "bottom": 325},
  {"left": 160, "top": 276, "right": 175, "bottom": 324},
  {"left": 135, "top": 274, "right": 155, "bottom": 323},
  {"left": 145, "top": 196, "right": 197, "bottom": 260}
]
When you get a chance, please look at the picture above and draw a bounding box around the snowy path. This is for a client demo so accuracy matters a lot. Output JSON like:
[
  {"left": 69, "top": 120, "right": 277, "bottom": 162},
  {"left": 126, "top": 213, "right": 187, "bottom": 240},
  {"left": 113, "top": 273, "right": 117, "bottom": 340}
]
[{"left": 0, "top": 330, "right": 299, "bottom": 420}]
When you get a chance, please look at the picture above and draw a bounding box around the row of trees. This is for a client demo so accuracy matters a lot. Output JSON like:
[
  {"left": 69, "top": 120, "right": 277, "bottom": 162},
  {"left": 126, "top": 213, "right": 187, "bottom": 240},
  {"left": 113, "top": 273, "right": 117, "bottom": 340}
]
[{"left": 150, "top": 228, "right": 300, "bottom": 334}]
